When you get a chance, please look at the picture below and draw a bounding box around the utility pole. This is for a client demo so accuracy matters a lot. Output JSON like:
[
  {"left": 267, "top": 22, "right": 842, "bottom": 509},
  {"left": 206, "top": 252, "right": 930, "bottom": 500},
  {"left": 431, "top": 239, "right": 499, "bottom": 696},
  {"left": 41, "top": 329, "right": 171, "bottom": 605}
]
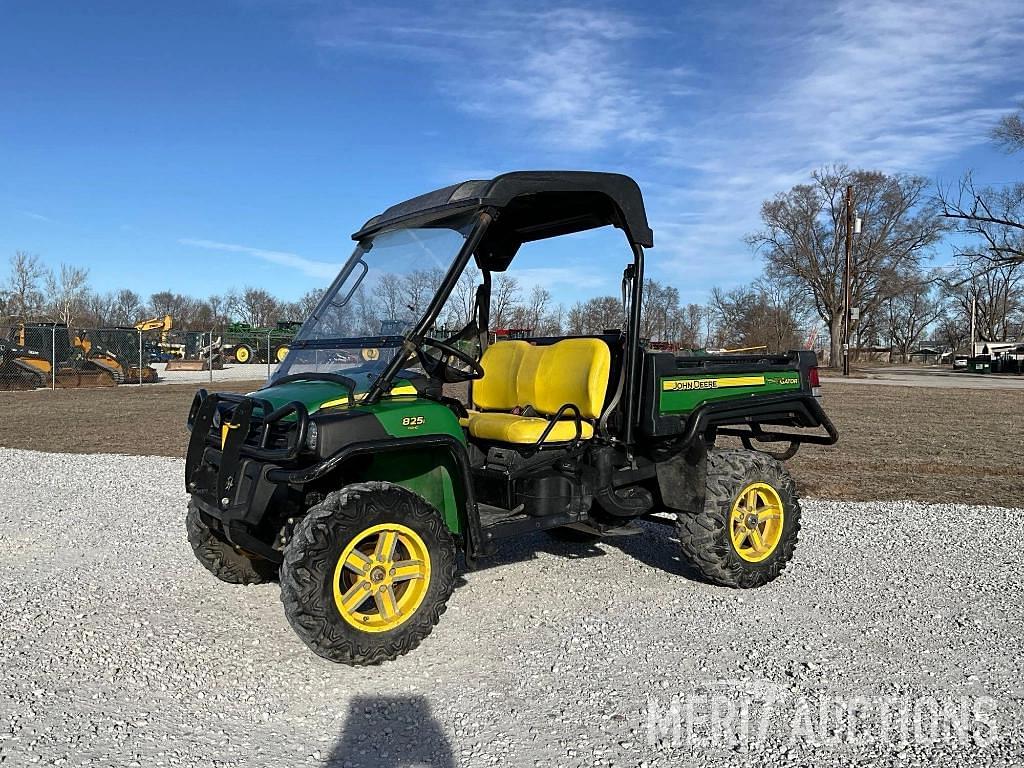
[
  {"left": 842, "top": 184, "right": 853, "bottom": 376},
  {"left": 970, "top": 290, "right": 977, "bottom": 357}
]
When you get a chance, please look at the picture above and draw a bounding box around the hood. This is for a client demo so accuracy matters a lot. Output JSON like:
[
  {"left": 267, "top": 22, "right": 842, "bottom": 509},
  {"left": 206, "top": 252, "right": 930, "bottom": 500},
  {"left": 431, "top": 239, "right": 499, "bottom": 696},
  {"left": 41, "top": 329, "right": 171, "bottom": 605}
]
[{"left": 247, "top": 370, "right": 418, "bottom": 414}]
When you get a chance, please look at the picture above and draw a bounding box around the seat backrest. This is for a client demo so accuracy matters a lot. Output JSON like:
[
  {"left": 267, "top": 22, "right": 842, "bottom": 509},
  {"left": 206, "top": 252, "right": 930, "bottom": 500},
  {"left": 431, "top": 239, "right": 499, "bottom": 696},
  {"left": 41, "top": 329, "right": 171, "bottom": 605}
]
[
  {"left": 532, "top": 338, "right": 611, "bottom": 419},
  {"left": 473, "top": 340, "right": 531, "bottom": 411},
  {"left": 473, "top": 338, "right": 611, "bottom": 419}
]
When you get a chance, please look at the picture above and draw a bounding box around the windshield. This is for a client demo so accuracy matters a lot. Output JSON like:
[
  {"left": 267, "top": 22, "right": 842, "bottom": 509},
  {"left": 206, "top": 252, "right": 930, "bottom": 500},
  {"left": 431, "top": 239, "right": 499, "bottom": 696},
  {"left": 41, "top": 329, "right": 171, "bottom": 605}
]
[{"left": 272, "top": 213, "right": 477, "bottom": 389}]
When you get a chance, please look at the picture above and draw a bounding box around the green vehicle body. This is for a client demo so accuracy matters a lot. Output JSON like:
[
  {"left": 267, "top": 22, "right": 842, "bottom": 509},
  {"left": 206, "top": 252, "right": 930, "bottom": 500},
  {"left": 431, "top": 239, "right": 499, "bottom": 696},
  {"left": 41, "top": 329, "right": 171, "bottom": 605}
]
[{"left": 244, "top": 375, "right": 466, "bottom": 533}]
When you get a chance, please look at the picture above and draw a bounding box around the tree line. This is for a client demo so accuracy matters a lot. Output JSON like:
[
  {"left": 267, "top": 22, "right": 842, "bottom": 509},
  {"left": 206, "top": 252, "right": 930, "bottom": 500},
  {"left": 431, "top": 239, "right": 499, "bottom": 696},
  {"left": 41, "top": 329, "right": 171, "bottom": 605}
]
[{"left": 3, "top": 107, "right": 1022, "bottom": 362}]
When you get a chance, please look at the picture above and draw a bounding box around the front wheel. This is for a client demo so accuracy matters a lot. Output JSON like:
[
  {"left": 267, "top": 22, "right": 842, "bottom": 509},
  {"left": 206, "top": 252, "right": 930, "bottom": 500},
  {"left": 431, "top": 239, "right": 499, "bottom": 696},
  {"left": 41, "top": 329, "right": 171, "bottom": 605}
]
[
  {"left": 186, "top": 502, "right": 278, "bottom": 584},
  {"left": 676, "top": 449, "right": 800, "bottom": 588},
  {"left": 279, "top": 483, "right": 457, "bottom": 665}
]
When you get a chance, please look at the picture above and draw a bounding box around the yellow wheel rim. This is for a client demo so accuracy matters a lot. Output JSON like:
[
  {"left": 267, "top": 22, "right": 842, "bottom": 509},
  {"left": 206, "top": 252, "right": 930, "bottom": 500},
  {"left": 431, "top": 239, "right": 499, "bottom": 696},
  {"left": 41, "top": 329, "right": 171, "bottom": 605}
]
[
  {"left": 332, "top": 523, "right": 431, "bottom": 633},
  {"left": 729, "top": 482, "right": 785, "bottom": 563},
  {"left": 235, "top": 346, "right": 250, "bottom": 363},
  {"left": 276, "top": 346, "right": 288, "bottom": 362},
  {"left": 361, "top": 348, "right": 380, "bottom": 361}
]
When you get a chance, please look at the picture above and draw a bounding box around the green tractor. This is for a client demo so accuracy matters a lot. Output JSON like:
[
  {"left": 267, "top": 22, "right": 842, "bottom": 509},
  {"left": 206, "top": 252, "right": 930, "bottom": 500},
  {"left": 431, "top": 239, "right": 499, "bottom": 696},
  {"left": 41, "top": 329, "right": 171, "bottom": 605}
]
[
  {"left": 224, "top": 321, "right": 300, "bottom": 365},
  {"left": 185, "top": 172, "right": 837, "bottom": 665}
]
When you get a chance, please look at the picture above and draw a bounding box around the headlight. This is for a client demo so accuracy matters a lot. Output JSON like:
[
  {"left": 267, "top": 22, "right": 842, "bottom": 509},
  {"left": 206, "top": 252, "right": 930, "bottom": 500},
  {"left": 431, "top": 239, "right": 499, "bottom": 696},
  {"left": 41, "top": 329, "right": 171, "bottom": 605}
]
[
  {"left": 212, "top": 409, "right": 222, "bottom": 428},
  {"left": 305, "top": 421, "right": 318, "bottom": 452}
]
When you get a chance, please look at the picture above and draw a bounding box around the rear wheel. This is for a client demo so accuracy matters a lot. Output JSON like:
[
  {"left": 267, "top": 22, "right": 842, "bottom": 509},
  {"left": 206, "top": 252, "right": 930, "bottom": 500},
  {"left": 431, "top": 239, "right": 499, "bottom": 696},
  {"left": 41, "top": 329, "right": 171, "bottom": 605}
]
[
  {"left": 280, "top": 483, "right": 456, "bottom": 665},
  {"left": 186, "top": 502, "right": 278, "bottom": 584},
  {"left": 676, "top": 449, "right": 800, "bottom": 588},
  {"left": 233, "top": 344, "right": 253, "bottom": 364}
]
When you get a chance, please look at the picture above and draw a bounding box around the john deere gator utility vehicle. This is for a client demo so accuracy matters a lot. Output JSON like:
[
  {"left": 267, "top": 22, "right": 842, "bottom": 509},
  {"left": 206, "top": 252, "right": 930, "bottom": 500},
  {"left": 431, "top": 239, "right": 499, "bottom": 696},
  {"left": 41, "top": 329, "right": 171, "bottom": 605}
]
[{"left": 185, "top": 171, "right": 837, "bottom": 665}]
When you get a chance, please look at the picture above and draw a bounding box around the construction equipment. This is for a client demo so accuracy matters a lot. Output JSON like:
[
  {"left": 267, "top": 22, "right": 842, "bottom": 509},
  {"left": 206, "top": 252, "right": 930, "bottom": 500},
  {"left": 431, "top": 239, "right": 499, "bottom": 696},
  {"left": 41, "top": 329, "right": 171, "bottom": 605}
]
[
  {"left": 165, "top": 333, "right": 224, "bottom": 371},
  {"left": 136, "top": 314, "right": 174, "bottom": 355},
  {"left": 185, "top": 171, "right": 838, "bottom": 665},
  {"left": 0, "top": 323, "right": 116, "bottom": 389},
  {"left": 75, "top": 328, "right": 159, "bottom": 383}
]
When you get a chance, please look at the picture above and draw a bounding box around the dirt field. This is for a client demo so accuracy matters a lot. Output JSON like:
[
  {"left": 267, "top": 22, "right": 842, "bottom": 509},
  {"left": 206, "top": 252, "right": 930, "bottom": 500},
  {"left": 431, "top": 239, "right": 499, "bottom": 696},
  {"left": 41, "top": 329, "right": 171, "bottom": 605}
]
[{"left": 0, "top": 381, "right": 1020, "bottom": 507}]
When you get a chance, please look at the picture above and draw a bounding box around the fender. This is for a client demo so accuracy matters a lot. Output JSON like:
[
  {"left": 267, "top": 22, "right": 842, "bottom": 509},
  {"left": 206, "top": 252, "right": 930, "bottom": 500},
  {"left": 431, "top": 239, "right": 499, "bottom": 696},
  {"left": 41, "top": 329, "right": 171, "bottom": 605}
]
[{"left": 270, "top": 434, "right": 483, "bottom": 566}]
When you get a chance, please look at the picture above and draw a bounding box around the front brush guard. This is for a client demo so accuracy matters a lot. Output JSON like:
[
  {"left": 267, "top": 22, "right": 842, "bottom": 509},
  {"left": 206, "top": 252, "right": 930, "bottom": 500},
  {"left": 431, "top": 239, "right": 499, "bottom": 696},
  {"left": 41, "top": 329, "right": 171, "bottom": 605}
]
[{"left": 184, "top": 390, "right": 310, "bottom": 562}]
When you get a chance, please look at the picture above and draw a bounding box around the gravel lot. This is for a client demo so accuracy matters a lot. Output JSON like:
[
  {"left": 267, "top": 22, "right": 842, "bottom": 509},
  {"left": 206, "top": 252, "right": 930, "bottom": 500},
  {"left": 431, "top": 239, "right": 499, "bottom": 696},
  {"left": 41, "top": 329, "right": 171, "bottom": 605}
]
[{"left": 2, "top": 448, "right": 1022, "bottom": 767}]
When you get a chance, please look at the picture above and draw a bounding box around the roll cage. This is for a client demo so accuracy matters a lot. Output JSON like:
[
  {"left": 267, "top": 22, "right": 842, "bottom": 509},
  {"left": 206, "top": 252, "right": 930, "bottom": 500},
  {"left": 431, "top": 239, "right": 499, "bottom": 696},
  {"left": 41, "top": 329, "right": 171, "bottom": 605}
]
[{"left": 357, "top": 171, "right": 652, "bottom": 448}]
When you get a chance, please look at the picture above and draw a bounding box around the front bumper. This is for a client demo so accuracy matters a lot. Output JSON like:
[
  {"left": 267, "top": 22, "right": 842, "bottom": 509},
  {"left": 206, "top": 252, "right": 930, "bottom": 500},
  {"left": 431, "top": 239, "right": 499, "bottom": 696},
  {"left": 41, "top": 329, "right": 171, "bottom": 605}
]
[{"left": 185, "top": 390, "right": 310, "bottom": 561}]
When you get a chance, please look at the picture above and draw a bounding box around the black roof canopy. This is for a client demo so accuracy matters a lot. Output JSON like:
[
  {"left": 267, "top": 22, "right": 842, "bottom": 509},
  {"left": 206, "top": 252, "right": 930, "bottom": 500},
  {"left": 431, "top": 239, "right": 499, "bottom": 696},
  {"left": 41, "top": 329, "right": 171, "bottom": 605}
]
[{"left": 352, "top": 171, "right": 654, "bottom": 253}]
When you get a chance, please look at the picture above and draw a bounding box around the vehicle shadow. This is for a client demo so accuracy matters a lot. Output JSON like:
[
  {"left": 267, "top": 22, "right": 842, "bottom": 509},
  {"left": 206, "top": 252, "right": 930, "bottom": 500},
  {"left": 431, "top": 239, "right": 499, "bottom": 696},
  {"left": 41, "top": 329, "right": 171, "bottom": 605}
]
[
  {"left": 327, "top": 694, "right": 457, "bottom": 768},
  {"left": 464, "top": 517, "right": 706, "bottom": 582}
]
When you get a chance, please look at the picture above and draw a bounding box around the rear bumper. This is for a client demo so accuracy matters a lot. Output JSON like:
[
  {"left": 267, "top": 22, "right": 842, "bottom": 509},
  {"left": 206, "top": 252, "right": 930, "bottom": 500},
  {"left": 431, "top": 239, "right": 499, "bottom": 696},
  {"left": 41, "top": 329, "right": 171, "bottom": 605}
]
[{"left": 692, "top": 392, "right": 839, "bottom": 456}]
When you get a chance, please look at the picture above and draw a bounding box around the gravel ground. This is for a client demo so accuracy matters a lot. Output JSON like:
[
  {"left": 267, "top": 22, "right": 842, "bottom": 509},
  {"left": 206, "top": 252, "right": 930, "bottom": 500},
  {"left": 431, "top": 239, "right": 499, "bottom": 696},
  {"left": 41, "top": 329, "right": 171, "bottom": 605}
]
[
  {"left": 149, "top": 363, "right": 276, "bottom": 386},
  {"left": 1, "top": 448, "right": 1022, "bottom": 767}
]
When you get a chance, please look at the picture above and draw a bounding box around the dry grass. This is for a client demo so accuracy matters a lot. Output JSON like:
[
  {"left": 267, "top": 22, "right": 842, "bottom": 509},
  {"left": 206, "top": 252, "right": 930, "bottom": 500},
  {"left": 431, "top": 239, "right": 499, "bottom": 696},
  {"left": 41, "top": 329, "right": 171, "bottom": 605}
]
[{"left": 0, "top": 381, "right": 1019, "bottom": 507}]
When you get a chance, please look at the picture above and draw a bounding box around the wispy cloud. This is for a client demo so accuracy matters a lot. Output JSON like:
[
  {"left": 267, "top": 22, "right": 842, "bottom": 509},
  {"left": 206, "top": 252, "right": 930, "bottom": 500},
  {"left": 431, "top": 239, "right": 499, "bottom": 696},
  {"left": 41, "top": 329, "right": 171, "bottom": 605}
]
[
  {"left": 312, "top": 5, "right": 692, "bottom": 152},
  {"left": 179, "top": 238, "right": 340, "bottom": 280},
  {"left": 307, "top": 0, "right": 1024, "bottom": 297},
  {"left": 20, "top": 211, "right": 53, "bottom": 223},
  {"left": 646, "top": 0, "right": 1024, "bottom": 290}
]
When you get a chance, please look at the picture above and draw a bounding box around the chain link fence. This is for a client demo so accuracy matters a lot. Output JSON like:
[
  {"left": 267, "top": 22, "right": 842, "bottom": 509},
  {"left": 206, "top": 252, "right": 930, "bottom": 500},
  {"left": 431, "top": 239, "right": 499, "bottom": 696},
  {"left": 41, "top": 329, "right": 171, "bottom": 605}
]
[{"left": 0, "top": 323, "right": 290, "bottom": 391}]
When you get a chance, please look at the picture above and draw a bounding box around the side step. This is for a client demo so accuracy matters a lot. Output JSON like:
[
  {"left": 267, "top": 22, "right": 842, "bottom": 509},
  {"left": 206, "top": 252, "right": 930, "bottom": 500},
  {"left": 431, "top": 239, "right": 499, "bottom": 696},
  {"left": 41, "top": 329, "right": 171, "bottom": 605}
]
[
  {"left": 560, "top": 521, "right": 644, "bottom": 537},
  {"left": 477, "top": 502, "right": 578, "bottom": 552}
]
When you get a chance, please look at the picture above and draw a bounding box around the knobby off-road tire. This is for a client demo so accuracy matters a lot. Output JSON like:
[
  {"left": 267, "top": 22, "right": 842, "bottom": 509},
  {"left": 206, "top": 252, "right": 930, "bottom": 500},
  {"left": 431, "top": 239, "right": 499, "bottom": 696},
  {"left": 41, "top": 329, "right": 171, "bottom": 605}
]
[
  {"left": 279, "top": 482, "right": 457, "bottom": 665},
  {"left": 676, "top": 449, "right": 800, "bottom": 588},
  {"left": 186, "top": 502, "right": 278, "bottom": 584}
]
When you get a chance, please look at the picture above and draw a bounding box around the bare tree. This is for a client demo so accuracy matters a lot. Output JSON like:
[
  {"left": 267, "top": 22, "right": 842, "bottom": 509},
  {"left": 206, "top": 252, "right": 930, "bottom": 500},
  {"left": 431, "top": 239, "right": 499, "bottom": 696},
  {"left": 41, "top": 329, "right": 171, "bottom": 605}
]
[
  {"left": 509, "top": 285, "right": 551, "bottom": 332},
  {"left": 567, "top": 296, "right": 623, "bottom": 335},
  {"left": 373, "top": 273, "right": 404, "bottom": 323},
  {"left": 640, "top": 279, "right": 681, "bottom": 342},
  {"left": 491, "top": 274, "right": 521, "bottom": 329},
  {"left": 205, "top": 294, "right": 232, "bottom": 328},
  {"left": 402, "top": 269, "right": 445, "bottom": 318},
  {"left": 941, "top": 262, "right": 1024, "bottom": 342},
  {"left": 677, "top": 303, "right": 706, "bottom": 350},
  {"left": 445, "top": 265, "right": 481, "bottom": 328},
  {"left": 709, "top": 282, "right": 804, "bottom": 353},
  {"left": 296, "top": 289, "right": 325, "bottom": 319},
  {"left": 938, "top": 107, "right": 1024, "bottom": 267},
  {"left": 993, "top": 107, "right": 1024, "bottom": 154},
  {"left": 111, "top": 289, "right": 143, "bottom": 325},
  {"left": 884, "top": 277, "right": 943, "bottom": 362},
  {"left": 749, "top": 165, "right": 945, "bottom": 366},
  {"left": 938, "top": 174, "right": 1024, "bottom": 266},
  {"left": 45, "top": 264, "right": 90, "bottom": 326},
  {"left": 4, "top": 251, "right": 47, "bottom": 320},
  {"left": 83, "top": 291, "right": 117, "bottom": 327},
  {"left": 229, "top": 287, "right": 279, "bottom": 327},
  {"left": 540, "top": 302, "right": 565, "bottom": 336},
  {"left": 935, "top": 303, "right": 969, "bottom": 356}
]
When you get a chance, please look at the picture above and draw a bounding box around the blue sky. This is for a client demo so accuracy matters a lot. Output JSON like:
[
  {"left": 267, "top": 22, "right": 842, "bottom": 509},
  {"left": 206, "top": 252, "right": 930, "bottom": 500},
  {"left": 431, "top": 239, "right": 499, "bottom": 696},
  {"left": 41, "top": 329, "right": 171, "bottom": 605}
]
[{"left": 2, "top": 0, "right": 1022, "bottom": 307}]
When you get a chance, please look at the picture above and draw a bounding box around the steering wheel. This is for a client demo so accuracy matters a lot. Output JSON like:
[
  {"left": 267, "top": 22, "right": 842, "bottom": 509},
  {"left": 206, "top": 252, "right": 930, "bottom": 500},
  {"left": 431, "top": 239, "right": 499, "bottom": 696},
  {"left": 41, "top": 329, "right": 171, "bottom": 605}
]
[{"left": 418, "top": 337, "right": 485, "bottom": 382}]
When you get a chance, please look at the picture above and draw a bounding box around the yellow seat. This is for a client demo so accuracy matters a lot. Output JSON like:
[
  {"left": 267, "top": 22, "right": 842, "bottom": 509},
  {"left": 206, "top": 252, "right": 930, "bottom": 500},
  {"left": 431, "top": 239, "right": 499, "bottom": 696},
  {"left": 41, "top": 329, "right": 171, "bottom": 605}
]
[
  {"left": 466, "top": 338, "right": 611, "bottom": 444},
  {"left": 467, "top": 412, "right": 595, "bottom": 443}
]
